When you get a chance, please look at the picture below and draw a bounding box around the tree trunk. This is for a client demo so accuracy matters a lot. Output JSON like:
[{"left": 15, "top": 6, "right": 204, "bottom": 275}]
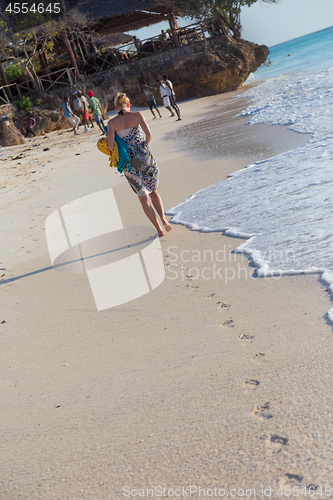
[
  {"left": 229, "top": 8, "right": 241, "bottom": 39},
  {"left": 77, "top": 36, "right": 86, "bottom": 64},
  {"left": 24, "top": 64, "right": 41, "bottom": 94},
  {"left": 167, "top": 8, "right": 180, "bottom": 48},
  {"left": 60, "top": 29, "right": 81, "bottom": 81},
  {"left": 30, "top": 65, "right": 44, "bottom": 94}
]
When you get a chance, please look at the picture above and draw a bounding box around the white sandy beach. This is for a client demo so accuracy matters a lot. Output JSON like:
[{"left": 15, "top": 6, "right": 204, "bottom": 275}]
[{"left": 1, "top": 90, "right": 333, "bottom": 499}]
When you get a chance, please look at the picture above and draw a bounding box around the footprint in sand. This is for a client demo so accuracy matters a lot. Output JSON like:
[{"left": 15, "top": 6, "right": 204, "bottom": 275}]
[
  {"left": 252, "top": 402, "right": 272, "bottom": 419},
  {"left": 278, "top": 475, "right": 305, "bottom": 488},
  {"left": 252, "top": 352, "right": 267, "bottom": 364},
  {"left": 245, "top": 378, "right": 260, "bottom": 387},
  {"left": 221, "top": 319, "right": 234, "bottom": 328},
  {"left": 239, "top": 333, "right": 254, "bottom": 340},
  {"left": 216, "top": 301, "right": 230, "bottom": 308},
  {"left": 285, "top": 473, "right": 304, "bottom": 482},
  {"left": 268, "top": 434, "right": 288, "bottom": 447},
  {"left": 185, "top": 284, "right": 199, "bottom": 290},
  {"left": 202, "top": 293, "right": 216, "bottom": 298}
]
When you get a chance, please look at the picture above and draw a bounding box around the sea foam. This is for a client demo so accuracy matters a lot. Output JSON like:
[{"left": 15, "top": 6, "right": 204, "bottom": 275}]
[{"left": 167, "top": 67, "right": 333, "bottom": 319}]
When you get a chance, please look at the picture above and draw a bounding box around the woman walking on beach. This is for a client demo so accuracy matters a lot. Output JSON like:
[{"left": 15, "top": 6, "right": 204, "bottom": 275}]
[{"left": 107, "top": 93, "right": 172, "bottom": 237}]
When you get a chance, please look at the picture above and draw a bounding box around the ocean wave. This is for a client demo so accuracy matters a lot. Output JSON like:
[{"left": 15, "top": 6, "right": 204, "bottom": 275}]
[{"left": 167, "top": 66, "right": 333, "bottom": 320}]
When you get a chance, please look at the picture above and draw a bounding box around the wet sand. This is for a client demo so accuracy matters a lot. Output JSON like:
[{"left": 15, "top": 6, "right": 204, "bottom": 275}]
[
  {"left": 165, "top": 98, "right": 312, "bottom": 161},
  {"left": 1, "top": 88, "right": 332, "bottom": 499}
]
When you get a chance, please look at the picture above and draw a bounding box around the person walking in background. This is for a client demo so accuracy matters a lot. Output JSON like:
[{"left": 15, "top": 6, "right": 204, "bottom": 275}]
[
  {"left": 88, "top": 91, "right": 105, "bottom": 134},
  {"left": 107, "top": 92, "right": 172, "bottom": 237},
  {"left": 25, "top": 112, "right": 36, "bottom": 137},
  {"left": 79, "top": 91, "right": 94, "bottom": 131},
  {"left": 61, "top": 97, "right": 80, "bottom": 135},
  {"left": 72, "top": 91, "right": 82, "bottom": 119},
  {"left": 142, "top": 83, "right": 162, "bottom": 119},
  {"left": 156, "top": 79, "right": 175, "bottom": 118},
  {"left": 162, "top": 74, "right": 181, "bottom": 121}
]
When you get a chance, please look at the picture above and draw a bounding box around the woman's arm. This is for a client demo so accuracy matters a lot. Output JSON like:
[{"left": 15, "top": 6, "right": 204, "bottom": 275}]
[
  {"left": 138, "top": 112, "right": 152, "bottom": 143},
  {"left": 107, "top": 119, "right": 115, "bottom": 151}
]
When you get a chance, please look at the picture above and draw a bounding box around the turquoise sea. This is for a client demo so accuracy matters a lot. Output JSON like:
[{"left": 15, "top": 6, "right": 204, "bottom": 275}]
[{"left": 248, "top": 25, "right": 333, "bottom": 81}]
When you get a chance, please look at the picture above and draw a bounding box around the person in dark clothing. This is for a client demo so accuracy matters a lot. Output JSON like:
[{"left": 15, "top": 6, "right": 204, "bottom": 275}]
[
  {"left": 25, "top": 113, "right": 36, "bottom": 137},
  {"left": 133, "top": 36, "right": 142, "bottom": 51},
  {"left": 142, "top": 83, "right": 162, "bottom": 119}
]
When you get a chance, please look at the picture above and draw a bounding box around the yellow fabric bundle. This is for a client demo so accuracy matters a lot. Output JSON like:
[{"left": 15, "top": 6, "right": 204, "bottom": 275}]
[{"left": 97, "top": 137, "right": 119, "bottom": 168}]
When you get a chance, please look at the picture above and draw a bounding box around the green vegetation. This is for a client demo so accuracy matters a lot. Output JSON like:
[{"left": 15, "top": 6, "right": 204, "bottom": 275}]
[
  {"left": 15, "top": 95, "right": 32, "bottom": 111},
  {"left": 175, "top": 0, "right": 279, "bottom": 39},
  {"left": 4, "top": 63, "right": 23, "bottom": 82}
]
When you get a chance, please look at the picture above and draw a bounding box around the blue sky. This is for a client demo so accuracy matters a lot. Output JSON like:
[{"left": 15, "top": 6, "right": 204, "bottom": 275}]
[
  {"left": 129, "top": 0, "right": 333, "bottom": 48},
  {"left": 241, "top": 0, "right": 333, "bottom": 47}
]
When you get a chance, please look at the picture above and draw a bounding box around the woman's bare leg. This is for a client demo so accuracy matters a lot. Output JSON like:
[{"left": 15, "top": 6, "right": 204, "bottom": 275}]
[
  {"left": 149, "top": 190, "right": 172, "bottom": 232},
  {"left": 139, "top": 195, "right": 164, "bottom": 236}
]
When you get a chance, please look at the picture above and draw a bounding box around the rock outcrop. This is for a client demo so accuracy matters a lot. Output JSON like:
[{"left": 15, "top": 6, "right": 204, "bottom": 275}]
[
  {"left": 87, "top": 35, "right": 269, "bottom": 107},
  {"left": 0, "top": 34, "right": 268, "bottom": 146},
  {"left": 0, "top": 116, "right": 25, "bottom": 146},
  {"left": 17, "top": 109, "right": 64, "bottom": 136}
]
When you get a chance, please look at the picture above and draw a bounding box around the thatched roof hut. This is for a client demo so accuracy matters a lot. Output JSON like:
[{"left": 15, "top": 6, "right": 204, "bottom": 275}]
[
  {"left": 0, "top": 0, "right": 178, "bottom": 35},
  {"left": 71, "top": 0, "right": 178, "bottom": 35},
  {"left": 95, "top": 33, "right": 134, "bottom": 49}
]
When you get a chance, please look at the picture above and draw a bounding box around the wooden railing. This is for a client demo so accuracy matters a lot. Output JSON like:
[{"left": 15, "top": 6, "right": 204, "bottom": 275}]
[
  {"left": 38, "top": 67, "right": 77, "bottom": 92},
  {"left": 0, "top": 67, "right": 77, "bottom": 105},
  {"left": 118, "top": 22, "right": 205, "bottom": 60}
]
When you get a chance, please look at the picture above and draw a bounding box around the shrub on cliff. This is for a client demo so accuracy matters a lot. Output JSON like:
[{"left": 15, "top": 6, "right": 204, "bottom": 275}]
[{"left": 175, "top": 0, "right": 279, "bottom": 39}]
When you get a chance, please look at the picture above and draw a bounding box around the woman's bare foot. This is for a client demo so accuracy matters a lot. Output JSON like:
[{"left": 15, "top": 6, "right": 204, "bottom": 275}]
[
  {"left": 163, "top": 221, "right": 172, "bottom": 232},
  {"left": 158, "top": 229, "right": 164, "bottom": 237}
]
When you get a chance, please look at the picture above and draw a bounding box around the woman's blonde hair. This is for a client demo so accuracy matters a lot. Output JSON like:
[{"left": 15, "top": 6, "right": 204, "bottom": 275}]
[{"left": 114, "top": 92, "right": 130, "bottom": 109}]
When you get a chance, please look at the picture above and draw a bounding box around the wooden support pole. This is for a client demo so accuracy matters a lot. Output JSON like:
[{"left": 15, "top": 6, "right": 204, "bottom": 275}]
[
  {"left": 16, "top": 83, "right": 22, "bottom": 100},
  {"left": 200, "top": 22, "right": 208, "bottom": 55},
  {"left": 66, "top": 68, "right": 74, "bottom": 86}
]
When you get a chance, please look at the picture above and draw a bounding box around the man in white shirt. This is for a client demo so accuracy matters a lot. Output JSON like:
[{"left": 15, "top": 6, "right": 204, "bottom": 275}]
[
  {"left": 161, "top": 74, "right": 181, "bottom": 121},
  {"left": 157, "top": 78, "right": 181, "bottom": 120},
  {"left": 157, "top": 80, "right": 173, "bottom": 116}
]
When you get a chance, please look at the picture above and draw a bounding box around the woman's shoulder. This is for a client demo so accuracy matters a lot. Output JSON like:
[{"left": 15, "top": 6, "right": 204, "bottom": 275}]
[
  {"left": 125, "top": 111, "right": 143, "bottom": 126},
  {"left": 107, "top": 114, "right": 120, "bottom": 127},
  {"left": 135, "top": 110, "right": 145, "bottom": 120}
]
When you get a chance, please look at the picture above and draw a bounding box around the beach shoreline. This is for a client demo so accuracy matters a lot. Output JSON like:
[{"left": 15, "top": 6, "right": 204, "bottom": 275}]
[{"left": 1, "top": 89, "right": 332, "bottom": 499}]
